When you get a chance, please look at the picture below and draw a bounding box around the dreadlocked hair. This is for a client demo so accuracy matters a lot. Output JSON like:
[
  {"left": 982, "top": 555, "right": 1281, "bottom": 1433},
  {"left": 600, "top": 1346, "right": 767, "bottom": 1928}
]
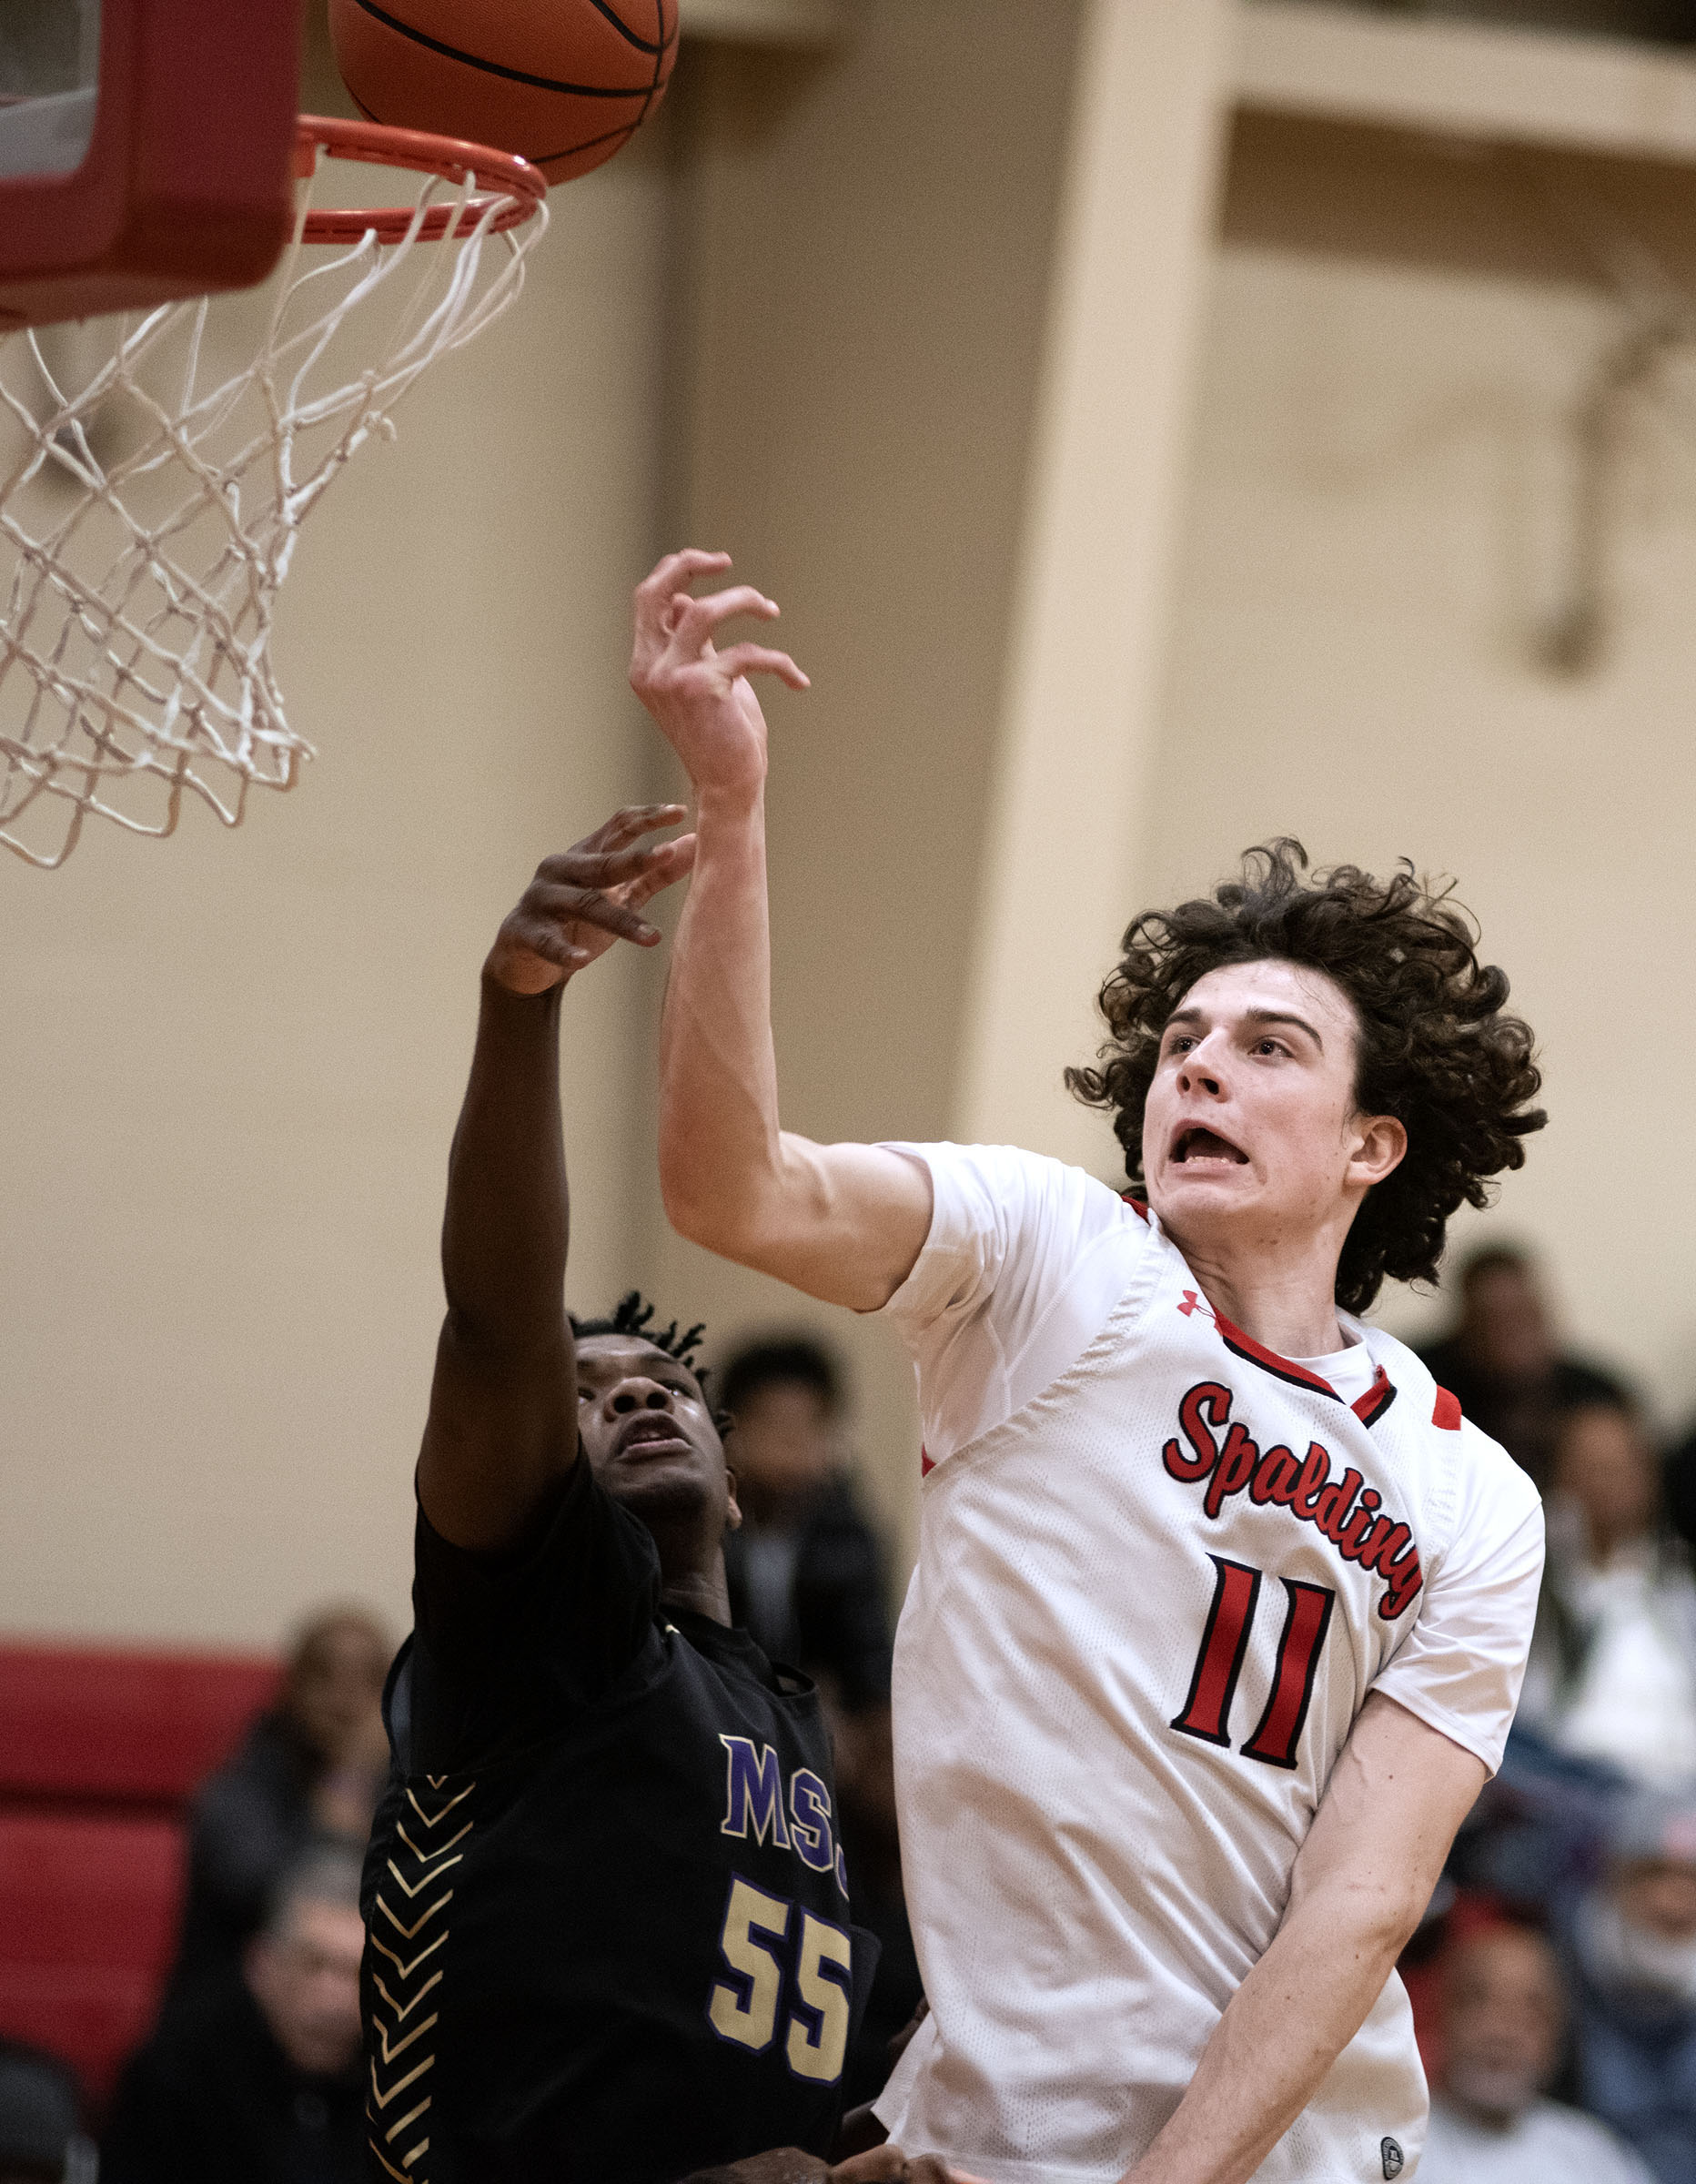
[
  {"left": 1064, "top": 840, "right": 1546, "bottom": 1316},
  {"left": 570, "top": 1289, "right": 711, "bottom": 1394}
]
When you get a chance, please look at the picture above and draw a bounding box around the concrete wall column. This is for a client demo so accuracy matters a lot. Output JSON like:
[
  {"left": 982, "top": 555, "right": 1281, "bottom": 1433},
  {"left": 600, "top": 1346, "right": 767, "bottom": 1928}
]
[{"left": 954, "top": 0, "right": 1236, "bottom": 1164}]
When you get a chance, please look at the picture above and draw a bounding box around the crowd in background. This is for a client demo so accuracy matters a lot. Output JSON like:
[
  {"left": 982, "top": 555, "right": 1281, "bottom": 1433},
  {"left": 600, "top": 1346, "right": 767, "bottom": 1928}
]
[
  {"left": 1406, "top": 1248, "right": 1696, "bottom": 2184},
  {"left": 0, "top": 1608, "right": 389, "bottom": 2184},
  {"left": 6, "top": 1266, "right": 1696, "bottom": 2183}
]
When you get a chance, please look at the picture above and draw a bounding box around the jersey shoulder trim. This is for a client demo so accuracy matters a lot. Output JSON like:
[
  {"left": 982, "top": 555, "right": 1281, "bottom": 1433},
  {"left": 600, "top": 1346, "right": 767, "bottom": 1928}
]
[
  {"left": 1432, "top": 1386, "right": 1462, "bottom": 1431},
  {"left": 1215, "top": 1310, "right": 1338, "bottom": 1398},
  {"left": 1213, "top": 1308, "right": 1396, "bottom": 1427},
  {"left": 1353, "top": 1372, "right": 1398, "bottom": 1428}
]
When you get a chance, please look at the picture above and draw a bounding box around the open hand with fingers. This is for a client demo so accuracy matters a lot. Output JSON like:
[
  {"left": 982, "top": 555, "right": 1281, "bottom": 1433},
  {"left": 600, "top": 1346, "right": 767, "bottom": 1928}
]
[
  {"left": 630, "top": 548, "right": 810, "bottom": 797},
  {"left": 484, "top": 804, "right": 696, "bottom": 996}
]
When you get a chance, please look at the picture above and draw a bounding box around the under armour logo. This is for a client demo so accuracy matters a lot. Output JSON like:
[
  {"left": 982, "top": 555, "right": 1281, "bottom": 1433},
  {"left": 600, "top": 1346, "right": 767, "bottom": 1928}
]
[
  {"left": 1380, "top": 2138, "right": 1404, "bottom": 2179},
  {"left": 1178, "top": 1289, "right": 1214, "bottom": 1320}
]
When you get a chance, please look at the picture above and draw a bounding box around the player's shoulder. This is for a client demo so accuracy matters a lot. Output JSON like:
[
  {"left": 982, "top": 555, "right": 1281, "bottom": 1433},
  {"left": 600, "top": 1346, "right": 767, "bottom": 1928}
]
[
  {"left": 1363, "top": 1320, "right": 1541, "bottom": 1521},
  {"left": 886, "top": 1139, "right": 1150, "bottom": 1241}
]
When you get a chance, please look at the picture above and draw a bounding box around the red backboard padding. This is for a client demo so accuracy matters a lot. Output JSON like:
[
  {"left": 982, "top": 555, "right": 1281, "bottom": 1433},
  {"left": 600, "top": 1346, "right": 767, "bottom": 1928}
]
[
  {"left": 0, "top": 0, "right": 304, "bottom": 329},
  {"left": 0, "top": 1643, "right": 279, "bottom": 1805}
]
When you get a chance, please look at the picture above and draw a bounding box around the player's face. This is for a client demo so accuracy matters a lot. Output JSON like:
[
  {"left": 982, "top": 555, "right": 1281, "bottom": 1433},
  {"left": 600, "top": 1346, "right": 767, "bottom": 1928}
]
[
  {"left": 1142, "top": 958, "right": 1405, "bottom": 1263},
  {"left": 575, "top": 1336, "right": 737, "bottom": 1539}
]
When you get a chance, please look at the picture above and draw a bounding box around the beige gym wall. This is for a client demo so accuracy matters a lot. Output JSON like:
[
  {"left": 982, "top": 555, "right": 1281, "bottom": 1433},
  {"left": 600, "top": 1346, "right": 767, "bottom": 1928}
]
[
  {"left": 0, "top": 1, "right": 1082, "bottom": 1643},
  {"left": 0, "top": 32, "right": 676, "bottom": 1643},
  {"left": 1156, "top": 114, "right": 1696, "bottom": 1423},
  {"left": 12, "top": 5, "right": 1696, "bottom": 1654},
  {"left": 644, "top": 0, "right": 1082, "bottom": 1567}
]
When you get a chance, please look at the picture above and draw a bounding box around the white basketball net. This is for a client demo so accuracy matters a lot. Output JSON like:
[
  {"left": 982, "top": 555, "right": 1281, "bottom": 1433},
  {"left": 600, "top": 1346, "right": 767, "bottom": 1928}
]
[{"left": 0, "top": 147, "right": 548, "bottom": 866}]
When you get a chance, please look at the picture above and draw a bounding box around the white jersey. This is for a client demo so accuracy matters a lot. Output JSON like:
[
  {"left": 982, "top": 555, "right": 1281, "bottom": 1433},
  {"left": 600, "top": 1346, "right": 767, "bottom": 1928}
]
[{"left": 871, "top": 1144, "right": 1545, "bottom": 2184}]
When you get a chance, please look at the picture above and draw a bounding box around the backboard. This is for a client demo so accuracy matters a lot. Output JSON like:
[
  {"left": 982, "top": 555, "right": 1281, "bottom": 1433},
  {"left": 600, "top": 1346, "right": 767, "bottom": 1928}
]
[{"left": 0, "top": 0, "right": 302, "bottom": 329}]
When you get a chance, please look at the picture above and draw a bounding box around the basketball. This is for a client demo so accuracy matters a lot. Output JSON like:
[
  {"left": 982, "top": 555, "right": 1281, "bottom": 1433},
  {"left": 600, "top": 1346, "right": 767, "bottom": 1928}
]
[{"left": 328, "top": 0, "right": 680, "bottom": 186}]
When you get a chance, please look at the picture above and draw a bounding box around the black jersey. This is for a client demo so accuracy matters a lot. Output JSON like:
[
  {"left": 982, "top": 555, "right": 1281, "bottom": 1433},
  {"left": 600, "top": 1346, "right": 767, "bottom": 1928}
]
[{"left": 359, "top": 1456, "right": 873, "bottom": 2184}]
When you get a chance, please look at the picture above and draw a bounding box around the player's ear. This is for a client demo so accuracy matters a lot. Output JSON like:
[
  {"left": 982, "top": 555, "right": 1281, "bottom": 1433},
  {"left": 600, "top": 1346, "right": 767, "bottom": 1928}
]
[
  {"left": 722, "top": 1466, "right": 742, "bottom": 1533},
  {"left": 1348, "top": 1112, "right": 1407, "bottom": 1190}
]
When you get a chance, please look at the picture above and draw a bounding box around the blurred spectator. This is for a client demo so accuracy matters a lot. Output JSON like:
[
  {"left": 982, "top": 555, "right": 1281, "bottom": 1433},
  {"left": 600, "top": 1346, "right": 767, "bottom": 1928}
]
[
  {"left": 1398, "top": 1879, "right": 1477, "bottom": 2082},
  {"left": 718, "top": 1333, "right": 920, "bottom": 2102},
  {"left": 1422, "top": 1920, "right": 1654, "bottom": 2184},
  {"left": 720, "top": 1336, "right": 893, "bottom": 1709},
  {"left": 103, "top": 1845, "right": 365, "bottom": 2184},
  {"left": 1569, "top": 1786, "right": 1696, "bottom": 2184},
  {"left": 1661, "top": 1416, "right": 1696, "bottom": 1562},
  {"left": 0, "top": 2044, "right": 94, "bottom": 2184},
  {"left": 167, "top": 1607, "right": 390, "bottom": 2007},
  {"left": 1448, "top": 1723, "right": 1623, "bottom": 1920},
  {"left": 1519, "top": 1402, "right": 1696, "bottom": 1788},
  {"left": 1418, "top": 1245, "right": 1632, "bottom": 1491}
]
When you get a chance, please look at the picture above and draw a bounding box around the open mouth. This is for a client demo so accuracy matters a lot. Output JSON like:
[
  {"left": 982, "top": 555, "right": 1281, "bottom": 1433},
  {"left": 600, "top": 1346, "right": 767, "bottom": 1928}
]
[
  {"left": 615, "top": 1416, "right": 692, "bottom": 1460},
  {"left": 1170, "top": 1124, "right": 1249, "bottom": 1168}
]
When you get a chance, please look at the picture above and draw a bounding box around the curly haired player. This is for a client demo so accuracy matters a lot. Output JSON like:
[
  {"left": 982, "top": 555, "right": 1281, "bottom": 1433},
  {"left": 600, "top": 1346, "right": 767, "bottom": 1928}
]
[
  {"left": 358, "top": 804, "right": 976, "bottom": 2184},
  {"left": 629, "top": 550, "right": 1550, "bottom": 2184}
]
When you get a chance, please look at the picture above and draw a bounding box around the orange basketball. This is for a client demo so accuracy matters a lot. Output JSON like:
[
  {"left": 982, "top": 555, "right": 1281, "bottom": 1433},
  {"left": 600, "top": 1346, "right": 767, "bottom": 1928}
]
[{"left": 328, "top": 0, "right": 680, "bottom": 186}]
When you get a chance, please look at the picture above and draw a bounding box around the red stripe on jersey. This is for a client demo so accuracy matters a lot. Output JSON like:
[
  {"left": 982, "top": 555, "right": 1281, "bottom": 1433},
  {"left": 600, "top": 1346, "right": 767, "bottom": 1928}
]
[
  {"left": 1214, "top": 1313, "right": 1337, "bottom": 1399},
  {"left": 1213, "top": 1312, "right": 1398, "bottom": 1427},
  {"left": 921, "top": 1448, "right": 935, "bottom": 1477},
  {"left": 1120, "top": 1194, "right": 1151, "bottom": 1224},
  {"left": 1431, "top": 1387, "right": 1462, "bottom": 1431}
]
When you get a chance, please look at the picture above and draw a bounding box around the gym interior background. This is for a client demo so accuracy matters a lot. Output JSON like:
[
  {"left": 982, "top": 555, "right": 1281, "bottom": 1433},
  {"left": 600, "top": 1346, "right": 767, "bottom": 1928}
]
[{"left": 5, "top": 0, "right": 1696, "bottom": 1644}]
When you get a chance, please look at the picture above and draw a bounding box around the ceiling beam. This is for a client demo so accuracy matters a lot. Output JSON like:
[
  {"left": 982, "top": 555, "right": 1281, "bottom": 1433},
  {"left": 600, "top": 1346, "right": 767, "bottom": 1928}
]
[
  {"left": 1237, "top": 1, "right": 1696, "bottom": 162},
  {"left": 677, "top": 0, "right": 849, "bottom": 46}
]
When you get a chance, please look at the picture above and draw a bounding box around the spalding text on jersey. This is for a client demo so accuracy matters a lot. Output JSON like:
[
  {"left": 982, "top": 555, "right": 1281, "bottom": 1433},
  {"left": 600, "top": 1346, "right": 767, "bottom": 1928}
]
[{"left": 1164, "top": 1380, "right": 1424, "bottom": 1619}]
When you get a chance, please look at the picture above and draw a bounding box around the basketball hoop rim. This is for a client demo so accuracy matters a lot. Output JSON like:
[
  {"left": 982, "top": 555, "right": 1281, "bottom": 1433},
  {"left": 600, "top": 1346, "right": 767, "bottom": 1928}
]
[{"left": 294, "top": 115, "right": 548, "bottom": 244}]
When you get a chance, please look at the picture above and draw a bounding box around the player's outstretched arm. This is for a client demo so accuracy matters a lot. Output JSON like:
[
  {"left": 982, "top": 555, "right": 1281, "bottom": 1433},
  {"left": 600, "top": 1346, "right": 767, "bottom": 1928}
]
[
  {"left": 631, "top": 551, "right": 932, "bottom": 1312},
  {"left": 1119, "top": 1693, "right": 1486, "bottom": 2184},
  {"left": 416, "top": 805, "right": 695, "bottom": 1553}
]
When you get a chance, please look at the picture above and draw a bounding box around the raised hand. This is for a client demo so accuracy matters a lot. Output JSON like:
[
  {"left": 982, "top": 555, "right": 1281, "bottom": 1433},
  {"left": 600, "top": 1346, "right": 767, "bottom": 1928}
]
[
  {"left": 629, "top": 549, "right": 810, "bottom": 796},
  {"left": 484, "top": 804, "right": 696, "bottom": 996}
]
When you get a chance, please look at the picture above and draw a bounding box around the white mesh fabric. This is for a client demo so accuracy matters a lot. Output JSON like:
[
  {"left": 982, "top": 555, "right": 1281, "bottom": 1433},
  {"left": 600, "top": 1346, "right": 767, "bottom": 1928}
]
[{"left": 0, "top": 153, "right": 547, "bottom": 866}]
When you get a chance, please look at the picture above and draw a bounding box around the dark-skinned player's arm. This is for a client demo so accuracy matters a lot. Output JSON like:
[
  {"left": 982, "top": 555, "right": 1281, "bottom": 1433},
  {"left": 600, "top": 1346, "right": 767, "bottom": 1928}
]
[
  {"left": 1116, "top": 1692, "right": 1485, "bottom": 2184},
  {"left": 629, "top": 551, "right": 932, "bottom": 1313},
  {"left": 415, "top": 804, "right": 696, "bottom": 1553}
]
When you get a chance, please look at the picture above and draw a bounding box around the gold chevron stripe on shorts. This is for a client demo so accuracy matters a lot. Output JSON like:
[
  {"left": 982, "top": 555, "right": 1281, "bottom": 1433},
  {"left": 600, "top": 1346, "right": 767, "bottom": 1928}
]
[{"left": 367, "top": 1776, "right": 475, "bottom": 2184}]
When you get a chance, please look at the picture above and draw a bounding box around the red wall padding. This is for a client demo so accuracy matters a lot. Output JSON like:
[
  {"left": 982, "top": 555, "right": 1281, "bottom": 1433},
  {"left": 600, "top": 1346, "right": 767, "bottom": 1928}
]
[
  {"left": 0, "top": 1643, "right": 279, "bottom": 1805},
  {"left": 0, "top": 1811, "right": 184, "bottom": 2107},
  {"left": 0, "top": 1642, "right": 283, "bottom": 2108}
]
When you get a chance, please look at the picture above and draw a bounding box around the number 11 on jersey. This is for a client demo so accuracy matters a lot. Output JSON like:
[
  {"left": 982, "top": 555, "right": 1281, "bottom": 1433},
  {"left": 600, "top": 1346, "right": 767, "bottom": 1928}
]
[{"left": 1172, "top": 1555, "right": 1335, "bottom": 1770}]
